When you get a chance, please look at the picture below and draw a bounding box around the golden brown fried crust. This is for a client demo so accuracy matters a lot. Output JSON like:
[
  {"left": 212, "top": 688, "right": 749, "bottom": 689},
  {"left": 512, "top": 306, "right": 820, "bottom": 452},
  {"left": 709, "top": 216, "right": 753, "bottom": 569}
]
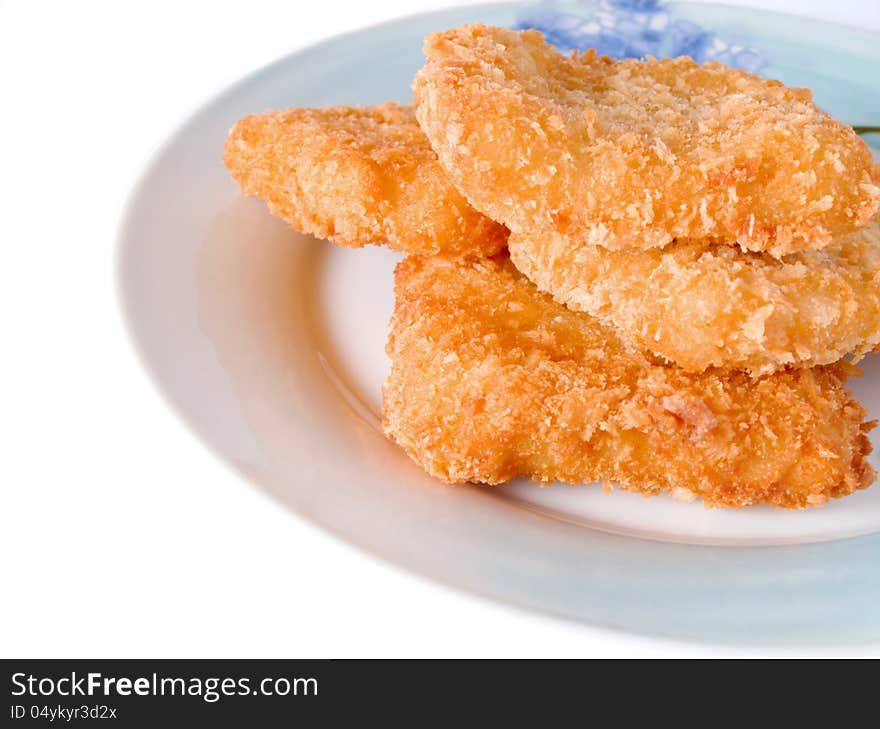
[
  {"left": 382, "top": 255, "right": 876, "bottom": 509},
  {"left": 223, "top": 102, "right": 508, "bottom": 256},
  {"left": 509, "top": 221, "right": 880, "bottom": 375},
  {"left": 413, "top": 25, "right": 880, "bottom": 257}
]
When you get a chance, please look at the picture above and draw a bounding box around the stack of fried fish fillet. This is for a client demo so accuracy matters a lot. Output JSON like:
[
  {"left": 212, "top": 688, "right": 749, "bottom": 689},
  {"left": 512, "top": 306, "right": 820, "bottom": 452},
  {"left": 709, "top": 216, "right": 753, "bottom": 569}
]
[{"left": 224, "top": 24, "right": 880, "bottom": 509}]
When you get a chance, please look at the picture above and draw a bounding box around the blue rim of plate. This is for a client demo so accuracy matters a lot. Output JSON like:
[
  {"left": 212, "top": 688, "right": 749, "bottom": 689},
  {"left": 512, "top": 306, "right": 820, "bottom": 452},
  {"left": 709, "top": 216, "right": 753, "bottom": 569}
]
[{"left": 117, "top": 1, "right": 880, "bottom": 647}]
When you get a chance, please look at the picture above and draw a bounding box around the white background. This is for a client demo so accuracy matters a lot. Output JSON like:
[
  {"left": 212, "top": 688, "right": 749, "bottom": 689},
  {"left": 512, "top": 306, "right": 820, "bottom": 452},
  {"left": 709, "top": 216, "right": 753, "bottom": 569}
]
[{"left": 2, "top": 0, "right": 879, "bottom": 659}]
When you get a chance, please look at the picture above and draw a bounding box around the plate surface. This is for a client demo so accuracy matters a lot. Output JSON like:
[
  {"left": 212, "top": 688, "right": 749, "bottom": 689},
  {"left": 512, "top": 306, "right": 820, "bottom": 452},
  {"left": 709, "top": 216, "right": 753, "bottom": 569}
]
[{"left": 119, "top": 1, "right": 880, "bottom": 644}]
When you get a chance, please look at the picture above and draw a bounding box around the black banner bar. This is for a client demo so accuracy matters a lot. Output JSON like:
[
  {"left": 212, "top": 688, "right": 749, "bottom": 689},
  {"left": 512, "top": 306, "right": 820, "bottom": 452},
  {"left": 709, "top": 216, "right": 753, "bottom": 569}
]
[{"left": 3, "top": 659, "right": 594, "bottom": 724}]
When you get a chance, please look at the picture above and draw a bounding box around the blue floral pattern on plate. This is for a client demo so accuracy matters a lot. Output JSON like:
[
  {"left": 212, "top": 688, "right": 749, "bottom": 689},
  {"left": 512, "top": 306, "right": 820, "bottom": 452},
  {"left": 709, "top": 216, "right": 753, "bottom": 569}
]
[{"left": 515, "top": 0, "right": 765, "bottom": 71}]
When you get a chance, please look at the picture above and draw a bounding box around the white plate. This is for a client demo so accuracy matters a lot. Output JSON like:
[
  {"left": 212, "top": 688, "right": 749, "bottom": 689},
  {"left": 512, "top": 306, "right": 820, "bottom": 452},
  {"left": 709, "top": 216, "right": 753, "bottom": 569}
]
[{"left": 118, "top": 2, "right": 880, "bottom": 644}]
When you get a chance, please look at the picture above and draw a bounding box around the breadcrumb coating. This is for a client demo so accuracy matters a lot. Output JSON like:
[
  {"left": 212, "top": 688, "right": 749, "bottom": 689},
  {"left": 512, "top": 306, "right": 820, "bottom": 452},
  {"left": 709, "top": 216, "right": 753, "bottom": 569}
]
[
  {"left": 223, "top": 102, "right": 507, "bottom": 256},
  {"left": 509, "top": 221, "right": 880, "bottom": 375},
  {"left": 413, "top": 24, "right": 880, "bottom": 257},
  {"left": 382, "top": 255, "right": 875, "bottom": 509}
]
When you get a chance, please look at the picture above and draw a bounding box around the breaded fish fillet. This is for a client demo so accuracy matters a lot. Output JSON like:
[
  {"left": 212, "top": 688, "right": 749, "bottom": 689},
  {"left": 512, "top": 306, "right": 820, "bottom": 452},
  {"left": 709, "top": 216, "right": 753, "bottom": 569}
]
[
  {"left": 413, "top": 25, "right": 880, "bottom": 257},
  {"left": 382, "top": 255, "right": 875, "bottom": 509},
  {"left": 223, "top": 102, "right": 507, "bottom": 256},
  {"left": 509, "top": 221, "right": 880, "bottom": 375}
]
